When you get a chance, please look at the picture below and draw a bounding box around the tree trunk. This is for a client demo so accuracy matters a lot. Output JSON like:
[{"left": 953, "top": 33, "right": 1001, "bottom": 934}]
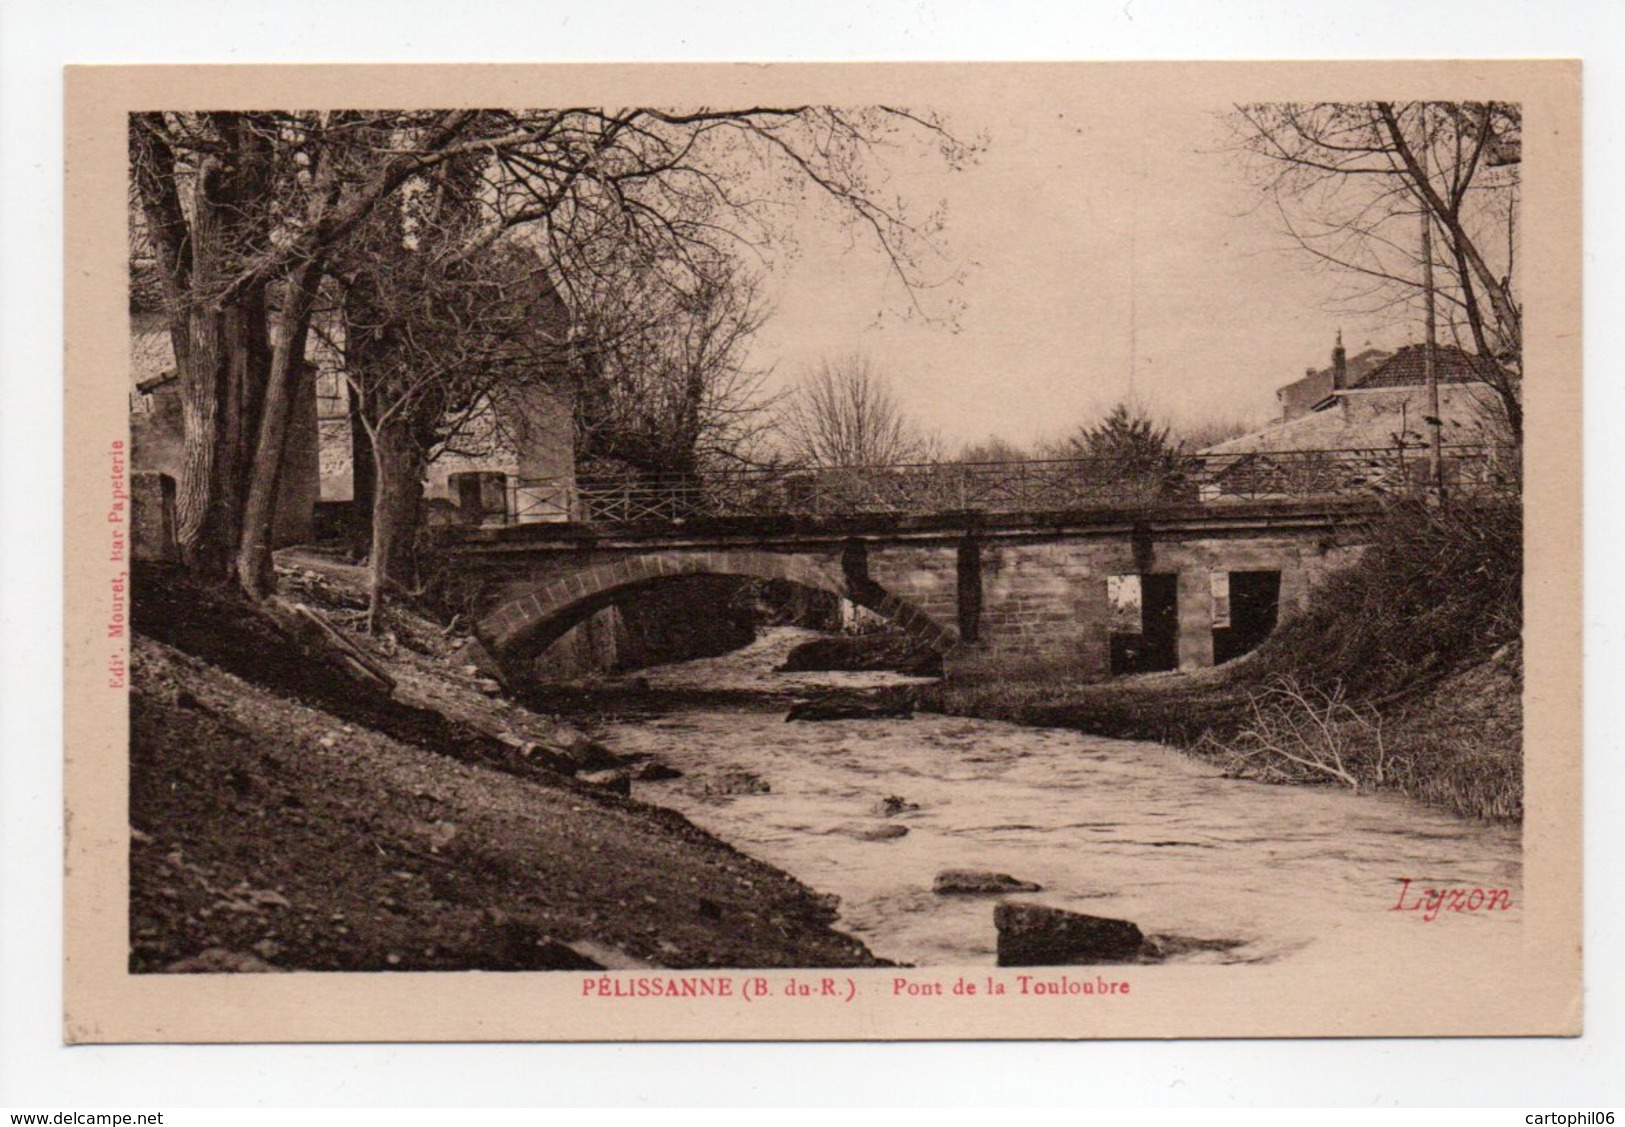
[
  {"left": 175, "top": 297, "right": 269, "bottom": 580},
  {"left": 1493, "top": 380, "right": 1524, "bottom": 448},
  {"left": 347, "top": 382, "right": 377, "bottom": 556},
  {"left": 225, "top": 288, "right": 274, "bottom": 517},
  {"left": 138, "top": 116, "right": 276, "bottom": 583},
  {"left": 236, "top": 260, "right": 323, "bottom": 598},
  {"left": 341, "top": 277, "right": 392, "bottom": 558},
  {"left": 366, "top": 420, "right": 427, "bottom": 630},
  {"left": 173, "top": 303, "right": 233, "bottom": 577},
  {"left": 170, "top": 147, "right": 241, "bottom": 577}
]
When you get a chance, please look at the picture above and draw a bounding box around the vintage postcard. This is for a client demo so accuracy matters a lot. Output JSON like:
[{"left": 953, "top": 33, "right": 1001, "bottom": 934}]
[{"left": 64, "top": 61, "right": 1580, "bottom": 1042}]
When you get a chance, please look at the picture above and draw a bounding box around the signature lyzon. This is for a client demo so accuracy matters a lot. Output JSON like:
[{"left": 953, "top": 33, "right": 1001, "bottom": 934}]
[{"left": 1390, "top": 878, "right": 1515, "bottom": 922}]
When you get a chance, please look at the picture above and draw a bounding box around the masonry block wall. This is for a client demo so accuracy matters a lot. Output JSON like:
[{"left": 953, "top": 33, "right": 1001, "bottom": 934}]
[
  {"left": 456, "top": 520, "right": 1365, "bottom": 682},
  {"left": 863, "top": 542, "right": 961, "bottom": 640},
  {"left": 1127, "top": 533, "right": 1356, "bottom": 673},
  {"left": 871, "top": 530, "right": 1355, "bottom": 677},
  {"left": 974, "top": 540, "right": 1121, "bottom": 670}
]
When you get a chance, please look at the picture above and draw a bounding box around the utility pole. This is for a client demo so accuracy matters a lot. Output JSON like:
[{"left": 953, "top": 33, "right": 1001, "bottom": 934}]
[{"left": 1419, "top": 111, "right": 1445, "bottom": 501}]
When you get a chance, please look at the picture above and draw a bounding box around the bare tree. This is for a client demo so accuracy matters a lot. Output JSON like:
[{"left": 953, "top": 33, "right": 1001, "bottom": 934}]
[
  {"left": 955, "top": 435, "right": 1033, "bottom": 464},
  {"left": 778, "top": 354, "right": 939, "bottom": 467},
  {"left": 570, "top": 252, "right": 779, "bottom": 482},
  {"left": 129, "top": 107, "right": 977, "bottom": 599},
  {"left": 328, "top": 216, "right": 570, "bottom": 628},
  {"left": 130, "top": 110, "right": 514, "bottom": 591},
  {"left": 1230, "top": 101, "right": 1523, "bottom": 441}
]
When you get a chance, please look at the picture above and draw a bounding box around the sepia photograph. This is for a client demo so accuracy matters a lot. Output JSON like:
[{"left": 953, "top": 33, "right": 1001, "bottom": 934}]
[{"left": 61, "top": 61, "right": 1580, "bottom": 1042}]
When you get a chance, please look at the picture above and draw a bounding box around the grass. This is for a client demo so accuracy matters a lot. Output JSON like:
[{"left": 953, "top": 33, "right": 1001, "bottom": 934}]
[{"left": 931, "top": 495, "right": 1524, "bottom": 821}]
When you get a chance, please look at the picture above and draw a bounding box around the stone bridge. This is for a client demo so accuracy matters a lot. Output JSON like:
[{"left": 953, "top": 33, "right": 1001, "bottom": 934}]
[{"left": 444, "top": 498, "right": 1376, "bottom": 682}]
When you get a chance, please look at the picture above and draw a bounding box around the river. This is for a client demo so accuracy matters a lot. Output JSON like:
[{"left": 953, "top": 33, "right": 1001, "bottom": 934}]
[{"left": 587, "top": 628, "right": 1522, "bottom": 969}]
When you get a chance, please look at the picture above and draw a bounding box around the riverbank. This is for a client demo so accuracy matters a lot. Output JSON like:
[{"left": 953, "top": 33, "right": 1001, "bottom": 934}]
[
  {"left": 931, "top": 497, "right": 1524, "bottom": 822},
  {"left": 929, "top": 643, "right": 1520, "bottom": 821},
  {"left": 129, "top": 560, "right": 883, "bottom": 972}
]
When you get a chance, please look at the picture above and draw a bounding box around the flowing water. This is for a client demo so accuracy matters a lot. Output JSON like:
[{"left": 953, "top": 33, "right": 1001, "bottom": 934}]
[{"left": 589, "top": 628, "right": 1522, "bottom": 968}]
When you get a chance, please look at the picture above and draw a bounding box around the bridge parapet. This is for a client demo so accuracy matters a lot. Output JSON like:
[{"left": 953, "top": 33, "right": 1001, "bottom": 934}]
[{"left": 495, "top": 445, "right": 1510, "bottom": 528}]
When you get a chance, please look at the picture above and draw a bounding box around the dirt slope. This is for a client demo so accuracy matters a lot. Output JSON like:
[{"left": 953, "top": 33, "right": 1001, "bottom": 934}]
[{"left": 129, "top": 562, "right": 881, "bottom": 973}]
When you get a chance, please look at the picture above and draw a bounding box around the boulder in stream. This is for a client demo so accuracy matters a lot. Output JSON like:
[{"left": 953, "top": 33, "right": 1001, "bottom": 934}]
[
  {"left": 994, "top": 903, "right": 1145, "bottom": 965},
  {"left": 934, "top": 870, "right": 1043, "bottom": 895},
  {"left": 694, "top": 769, "right": 771, "bottom": 798},
  {"left": 785, "top": 689, "right": 915, "bottom": 722},
  {"left": 495, "top": 733, "right": 577, "bottom": 775},
  {"left": 632, "top": 760, "right": 683, "bottom": 782},
  {"left": 833, "top": 822, "right": 910, "bottom": 842},
  {"left": 576, "top": 768, "right": 632, "bottom": 796},
  {"left": 563, "top": 736, "right": 623, "bottom": 772},
  {"left": 778, "top": 633, "right": 943, "bottom": 676},
  {"left": 876, "top": 795, "right": 920, "bottom": 817}
]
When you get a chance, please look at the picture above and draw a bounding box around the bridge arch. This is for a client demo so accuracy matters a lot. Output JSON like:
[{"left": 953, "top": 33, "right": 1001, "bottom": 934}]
[{"left": 476, "top": 548, "right": 959, "bottom": 670}]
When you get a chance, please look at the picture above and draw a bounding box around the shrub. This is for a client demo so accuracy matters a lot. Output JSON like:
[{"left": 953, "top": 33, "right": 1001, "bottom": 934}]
[
  {"left": 1242, "top": 495, "right": 1522, "bottom": 701},
  {"left": 1208, "top": 493, "right": 1524, "bottom": 816},
  {"left": 1197, "top": 675, "right": 1391, "bottom": 791}
]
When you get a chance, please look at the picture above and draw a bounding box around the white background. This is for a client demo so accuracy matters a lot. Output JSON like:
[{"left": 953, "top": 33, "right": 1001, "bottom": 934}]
[{"left": 2, "top": 0, "right": 1621, "bottom": 1108}]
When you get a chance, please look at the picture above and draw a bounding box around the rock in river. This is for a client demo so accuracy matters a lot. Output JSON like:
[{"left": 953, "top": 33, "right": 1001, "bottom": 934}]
[
  {"left": 933, "top": 870, "right": 1043, "bottom": 895},
  {"left": 777, "top": 633, "right": 943, "bottom": 676},
  {"left": 785, "top": 689, "right": 914, "bottom": 722},
  {"left": 832, "top": 822, "right": 910, "bottom": 842},
  {"left": 632, "top": 760, "right": 683, "bottom": 782},
  {"left": 576, "top": 768, "right": 632, "bottom": 796},
  {"left": 994, "top": 903, "right": 1145, "bottom": 965}
]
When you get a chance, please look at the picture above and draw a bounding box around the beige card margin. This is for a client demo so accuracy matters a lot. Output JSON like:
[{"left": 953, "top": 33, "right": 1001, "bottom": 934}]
[{"left": 63, "top": 61, "right": 1582, "bottom": 1044}]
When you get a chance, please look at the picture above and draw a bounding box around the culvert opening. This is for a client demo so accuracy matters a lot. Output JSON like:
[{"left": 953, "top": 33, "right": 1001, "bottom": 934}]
[
  {"left": 1107, "top": 573, "right": 1179, "bottom": 674},
  {"left": 1211, "top": 569, "right": 1281, "bottom": 665}
]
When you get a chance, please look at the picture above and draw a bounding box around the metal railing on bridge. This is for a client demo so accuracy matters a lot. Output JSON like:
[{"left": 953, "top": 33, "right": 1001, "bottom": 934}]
[{"left": 501, "top": 445, "right": 1517, "bottom": 525}]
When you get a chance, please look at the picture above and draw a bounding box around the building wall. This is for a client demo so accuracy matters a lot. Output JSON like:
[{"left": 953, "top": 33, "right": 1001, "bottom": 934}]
[
  {"left": 129, "top": 366, "right": 321, "bottom": 547},
  {"left": 509, "top": 382, "right": 578, "bottom": 523},
  {"left": 131, "top": 320, "right": 322, "bottom": 547},
  {"left": 865, "top": 542, "right": 961, "bottom": 636},
  {"left": 318, "top": 379, "right": 578, "bottom": 525},
  {"left": 129, "top": 380, "right": 185, "bottom": 482},
  {"left": 1335, "top": 383, "right": 1503, "bottom": 446},
  {"left": 1278, "top": 369, "right": 1335, "bottom": 423}
]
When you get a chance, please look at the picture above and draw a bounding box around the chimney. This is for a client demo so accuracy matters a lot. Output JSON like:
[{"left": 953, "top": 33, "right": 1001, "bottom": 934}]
[{"left": 1332, "top": 329, "right": 1348, "bottom": 389}]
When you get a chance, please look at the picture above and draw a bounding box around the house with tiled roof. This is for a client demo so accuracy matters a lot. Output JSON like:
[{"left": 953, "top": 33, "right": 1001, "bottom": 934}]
[
  {"left": 1274, "top": 339, "right": 1392, "bottom": 424},
  {"left": 1197, "top": 334, "right": 1513, "bottom": 500},
  {"left": 1206, "top": 334, "right": 1507, "bottom": 457},
  {"left": 1352, "top": 344, "right": 1507, "bottom": 391}
]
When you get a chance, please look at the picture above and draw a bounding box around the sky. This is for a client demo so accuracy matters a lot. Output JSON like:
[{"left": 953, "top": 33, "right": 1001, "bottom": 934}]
[{"left": 744, "top": 91, "right": 1434, "bottom": 452}]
